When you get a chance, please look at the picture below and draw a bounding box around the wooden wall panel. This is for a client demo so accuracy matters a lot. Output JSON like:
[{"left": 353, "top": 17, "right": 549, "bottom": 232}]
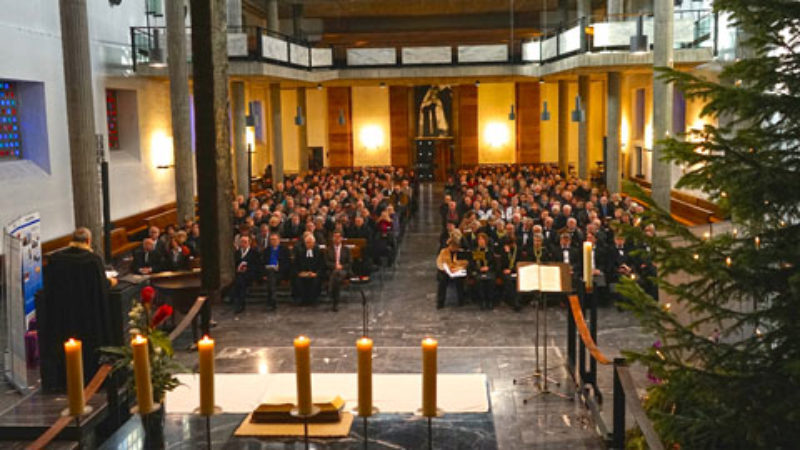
[
  {"left": 389, "top": 86, "right": 410, "bottom": 167},
  {"left": 327, "top": 86, "right": 353, "bottom": 167},
  {"left": 516, "top": 82, "right": 541, "bottom": 163},
  {"left": 457, "top": 85, "right": 479, "bottom": 167}
]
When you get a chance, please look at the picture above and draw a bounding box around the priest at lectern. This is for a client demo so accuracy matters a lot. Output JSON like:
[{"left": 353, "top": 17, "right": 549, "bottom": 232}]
[{"left": 38, "top": 227, "right": 115, "bottom": 392}]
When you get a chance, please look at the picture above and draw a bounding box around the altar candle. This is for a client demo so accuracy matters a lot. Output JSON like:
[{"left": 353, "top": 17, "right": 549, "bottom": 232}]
[
  {"left": 357, "top": 337, "right": 373, "bottom": 417},
  {"left": 583, "top": 241, "right": 593, "bottom": 290},
  {"left": 198, "top": 335, "right": 215, "bottom": 415},
  {"left": 132, "top": 335, "right": 154, "bottom": 414},
  {"left": 294, "top": 335, "right": 313, "bottom": 415},
  {"left": 64, "top": 338, "right": 85, "bottom": 416},
  {"left": 421, "top": 337, "right": 438, "bottom": 417}
]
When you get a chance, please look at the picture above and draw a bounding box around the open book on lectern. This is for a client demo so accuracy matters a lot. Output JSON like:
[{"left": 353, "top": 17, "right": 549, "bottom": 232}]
[{"left": 516, "top": 262, "right": 572, "bottom": 293}]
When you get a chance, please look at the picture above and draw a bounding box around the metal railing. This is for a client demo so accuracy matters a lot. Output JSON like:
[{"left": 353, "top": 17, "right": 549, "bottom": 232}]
[
  {"left": 130, "top": 9, "right": 721, "bottom": 73},
  {"left": 565, "top": 293, "right": 664, "bottom": 450},
  {"left": 521, "top": 10, "right": 717, "bottom": 64}
]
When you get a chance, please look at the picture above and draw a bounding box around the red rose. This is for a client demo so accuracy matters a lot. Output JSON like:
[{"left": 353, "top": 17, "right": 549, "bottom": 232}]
[
  {"left": 141, "top": 286, "right": 156, "bottom": 305},
  {"left": 151, "top": 304, "right": 174, "bottom": 328},
  {"left": 181, "top": 245, "right": 191, "bottom": 256}
]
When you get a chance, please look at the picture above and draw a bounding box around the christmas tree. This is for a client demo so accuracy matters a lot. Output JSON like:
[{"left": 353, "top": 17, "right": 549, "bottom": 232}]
[{"left": 618, "top": 1, "right": 800, "bottom": 448}]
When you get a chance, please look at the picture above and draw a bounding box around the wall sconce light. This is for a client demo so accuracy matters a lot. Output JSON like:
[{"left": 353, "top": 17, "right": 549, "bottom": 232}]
[
  {"left": 152, "top": 131, "right": 174, "bottom": 169},
  {"left": 508, "top": 104, "right": 516, "bottom": 121},
  {"left": 360, "top": 125, "right": 384, "bottom": 150},
  {"left": 294, "top": 106, "right": 305, "bottom": 126},
  {"left": 484, "top": 122, "right": 510, "bottom": 149},
  {"left": 475, "top": 80, "right": 481, "bottom": 87},
  {"left": 379, "top": 82, "right": 386, "bottom": 89},
  {"left": 316, "top": 83, "right": 323, "bottom": 90},
  {"left": 571, "top": 95, "right": 584, "bottom": 122},
  {"left": 541, "top": 100, "right": 551, "bottom": 121},
  {"left": 338, "top": 108, "right": 346, "bottom": 126}
]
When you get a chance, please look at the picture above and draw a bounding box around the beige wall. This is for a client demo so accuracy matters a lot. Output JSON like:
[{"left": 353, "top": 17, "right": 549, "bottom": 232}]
[
  {"left": 540, "top": 81, "right": 559, "bottom": 162},
  {"left": 306, "top": 87, "right": 328, "bottom": 166},
  {"left": 588, "top": 80, "right": 606, "bottom": 175},
  {"left": 352, "top": 86, "right": 391, "bottom": 167},
  {"left": 478, "top": 82, "right": 516, "bottom": 164},
  {"left": 280, "top": 88, "right": 300, "bottom": 172}
]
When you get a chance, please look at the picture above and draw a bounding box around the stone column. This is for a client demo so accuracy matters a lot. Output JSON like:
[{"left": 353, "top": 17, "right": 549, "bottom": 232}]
[
  {"left": 166, "top": 0, "right": 196, "bottom": 226},
  {"left": 190, "top": 0, "right": 235, "bottom": 293},
  {"left": 266, "top": 0, "right": 280, "bottom": 32},
  {"left": 607, "top": 0, "right": 624, "bottom": 17},
  {"left": 557, "top": 80, "right": 570, "bottom": 175},
  {"left": 58, "top": 0, "right": 102, "bottom": 255},
  {"left": 578, "top": 75, "right": 590, "bottom": 180},
  {"left": 296, "top": 87, "right": 309, "bottom": 173},
  {"left": 577, "top": 0, "right": 592, "bottom": 20},
  {"left": 227, "top": 0, "right": 242, "bottom": 28},
  {"left": 652, "top": 0, "right": 673, "bottom": 211},
  {"left": 558, "top": 0, "right": 570, "bottom": 27},
  {"left": 292, "top": 3, "right": 303, "bottom": 38},
  {"left": 606, "top": 72, "right": 621, "bottom": 193},
  {"left": 269, "top": 83, "right": 284, "bottom": 183},
  {"left": 232, "top": 81, "right": 248, "bottom": 197}
]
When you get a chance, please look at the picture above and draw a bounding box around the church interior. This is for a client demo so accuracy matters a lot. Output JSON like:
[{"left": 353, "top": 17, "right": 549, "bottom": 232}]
[{"left": 1, "top": 0, "right": 796, "bottom": 448}]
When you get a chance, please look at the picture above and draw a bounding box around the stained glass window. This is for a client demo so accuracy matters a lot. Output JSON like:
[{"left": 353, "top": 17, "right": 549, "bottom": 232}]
[
  {"left": 0, "top": 81, "right": 21, "bottom": 161},
  {"left": 106, "top": 89, "right": 120, "bottom": 150}
]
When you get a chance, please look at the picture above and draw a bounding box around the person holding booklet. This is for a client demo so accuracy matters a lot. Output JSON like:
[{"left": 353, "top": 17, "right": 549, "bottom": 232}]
[
  {"left": 435, "top": 236, "right": 468, "bottom": 308},
  {"left": 499, "top": 237, "right": 523, "bottom": 312}
]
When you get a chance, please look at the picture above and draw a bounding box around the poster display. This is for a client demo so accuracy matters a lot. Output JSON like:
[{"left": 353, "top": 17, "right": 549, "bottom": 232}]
[
  {"left": 3, "top": 212, "right": 41, "bottom": 392},
  {"left": 415, "top": 85, "right": 453, "bottom": 138}
]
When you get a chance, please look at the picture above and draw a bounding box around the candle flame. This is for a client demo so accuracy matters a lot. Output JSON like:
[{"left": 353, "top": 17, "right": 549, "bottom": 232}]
[
  {"left": 67, "top": 338, "right": 77, "bottom": 345},
  {"left": 693, "top": 253, "right": 700, "bottom": 260},
  {"left": 422, "top": 337, "right": 437, "bottom": 345},
  {"left": 295, "top": 335, "right": 309, "bottom": 343},
  {"left": 133, "top": 334, "right": 147, "bottom": 345},
  {"left": 358, "top": 337, "right": 372, "bottom": 345},
  {"left": 726, "top": 256, "right": 732, "bottom": 267},
  {"left": 200, "top": 335, "right": 214, "bottom": 344}
]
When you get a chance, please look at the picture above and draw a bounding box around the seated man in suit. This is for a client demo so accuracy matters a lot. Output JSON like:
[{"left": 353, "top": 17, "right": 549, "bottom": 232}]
[
  {"left": 325, "top": 230, "right": 352, "bottom": 312},
  {"left": 231, "top": 235, "right": 261, "bottom": 314},
  {"left": 261, "top": 232, "right": 291, "bottom": 311},
  {"left": 435, "top": 237, "right": 468, "bottom": 308},
  {"left": 131, "top": 238, "right": 163, "bottom": 275},
  {"left": 292, "top": 232, "right": 325, "bottom": 305},
  {"left": 551, "top": 231, "right": 582, "bottom": 288},
  {"left": 163, "top": 237, "right": 189, "bottom": 272}
]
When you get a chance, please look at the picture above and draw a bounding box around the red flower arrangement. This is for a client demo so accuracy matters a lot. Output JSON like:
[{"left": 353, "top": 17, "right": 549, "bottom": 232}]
[
  {"left": 150, "top": 304, "right": 174, "bottom": 328},
  {"left": 140, "top": 286, "right": 156, "bottom": 305}
]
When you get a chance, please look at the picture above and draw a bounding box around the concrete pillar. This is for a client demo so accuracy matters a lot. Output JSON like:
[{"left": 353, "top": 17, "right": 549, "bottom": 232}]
[
  {"left": 606, "top": 72, "right": 621, "bottom": 193},
  {"left": 266, "top": 0, "right": 280, "bottom": 33},
  {"left": 577, "top": 0, "right": 592, "bottom": 20},
  {"left": 607, "top": 0, "right": 624, "bottom": 17},
  {"left": 652, "top": 0, "right": 673, "bottom": 211},
  {"left": 558, "top": 80, "right": 570, "bottom": 175},
  {"left": 558, "top": 0, "right": 570, "bottom": 27},
  {"left": 166, "top": 0, "right": 196, "bottom": 226},
  {"left": 269, "top": 83, "right": 284, "bottom": 183},
  {"left": 625, "top": 0, "right": 651, "bottom": 15},
  {"left": 227, "top": 0, "right": 242, "bottom": 28},
  {"left": 58, "top": 0, "right": 103, "bottom": 254},
  {"left": 190, "top": 0, "right": 235, "bottom": 292},
  {"left": 232, "top": 81, "right": 248, "bottom": 197},
  {"left": 578, "top": 75, "right": 590, "bottom": 180},
  {"left": 292, "top": 3, "right": 303, "bottom": 39},
  {"left": 296, "top": 87, "right": 309, "bottom": 173}
]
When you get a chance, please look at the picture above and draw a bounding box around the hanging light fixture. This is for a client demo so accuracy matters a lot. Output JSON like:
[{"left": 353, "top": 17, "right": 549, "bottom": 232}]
[
  {"left": 508, "top": 104, "right": 516, "bottom": 121},
  {"left": 571, "top": 94, "right": 584, "bottom": 122},
  {"left": 541, "top": 100, "right": 551, "bottom": 121},
  {"left": 294, "top": 106, "right": 305, "bottom": 126},
  {"left": 338, "top": 108, "right": 346, "bottom": 126}
]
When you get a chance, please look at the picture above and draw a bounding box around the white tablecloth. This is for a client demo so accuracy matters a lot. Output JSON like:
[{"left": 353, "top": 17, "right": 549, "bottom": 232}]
[{"left": 166, "top": 373, "right": 489, "bottom": 414}]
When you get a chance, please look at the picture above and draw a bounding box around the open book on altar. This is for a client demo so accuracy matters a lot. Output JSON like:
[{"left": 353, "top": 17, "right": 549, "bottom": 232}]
[{"left": 516, "top": 262, "right": 572, "bottom": 293}]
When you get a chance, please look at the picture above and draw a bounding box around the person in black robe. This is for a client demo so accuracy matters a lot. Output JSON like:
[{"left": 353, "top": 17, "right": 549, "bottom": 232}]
[
  {"left": 292, "top": 233, "right": 325, "bottom": 304},
  {"left": 39, "top": 228, "right": 114, "bottom": 392}
]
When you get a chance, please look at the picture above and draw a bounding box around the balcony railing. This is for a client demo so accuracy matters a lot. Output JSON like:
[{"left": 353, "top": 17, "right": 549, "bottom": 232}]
[{"left": 131, "top": 10, "right": 727, "bottom": 73}]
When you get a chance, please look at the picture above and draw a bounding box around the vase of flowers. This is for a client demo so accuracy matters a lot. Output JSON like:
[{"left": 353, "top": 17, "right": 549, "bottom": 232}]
[{"left": 101, "top": 286, "right": 186, "bottom": 448}]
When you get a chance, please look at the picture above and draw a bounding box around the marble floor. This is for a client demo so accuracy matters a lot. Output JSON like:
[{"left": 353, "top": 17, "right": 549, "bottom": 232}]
[{"left": 0, "top": 182, "right": 655, "bottom": 449}]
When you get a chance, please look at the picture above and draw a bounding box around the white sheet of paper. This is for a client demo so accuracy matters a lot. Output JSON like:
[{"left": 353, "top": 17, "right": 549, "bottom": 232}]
[
  {"left": 540, "top": 265, "right": 563, "bottom": 292},
  {"left": 517, "top": 264, "right": 540, "bottom": 292}
]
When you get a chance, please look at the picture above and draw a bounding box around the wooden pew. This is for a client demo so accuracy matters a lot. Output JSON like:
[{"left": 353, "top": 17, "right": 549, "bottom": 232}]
[
  {"left": 145, "top": 209, "right": 178, "bottom": 232},
  {"left": 109, "top": 227, "right": 140, "bottom": 259}
]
